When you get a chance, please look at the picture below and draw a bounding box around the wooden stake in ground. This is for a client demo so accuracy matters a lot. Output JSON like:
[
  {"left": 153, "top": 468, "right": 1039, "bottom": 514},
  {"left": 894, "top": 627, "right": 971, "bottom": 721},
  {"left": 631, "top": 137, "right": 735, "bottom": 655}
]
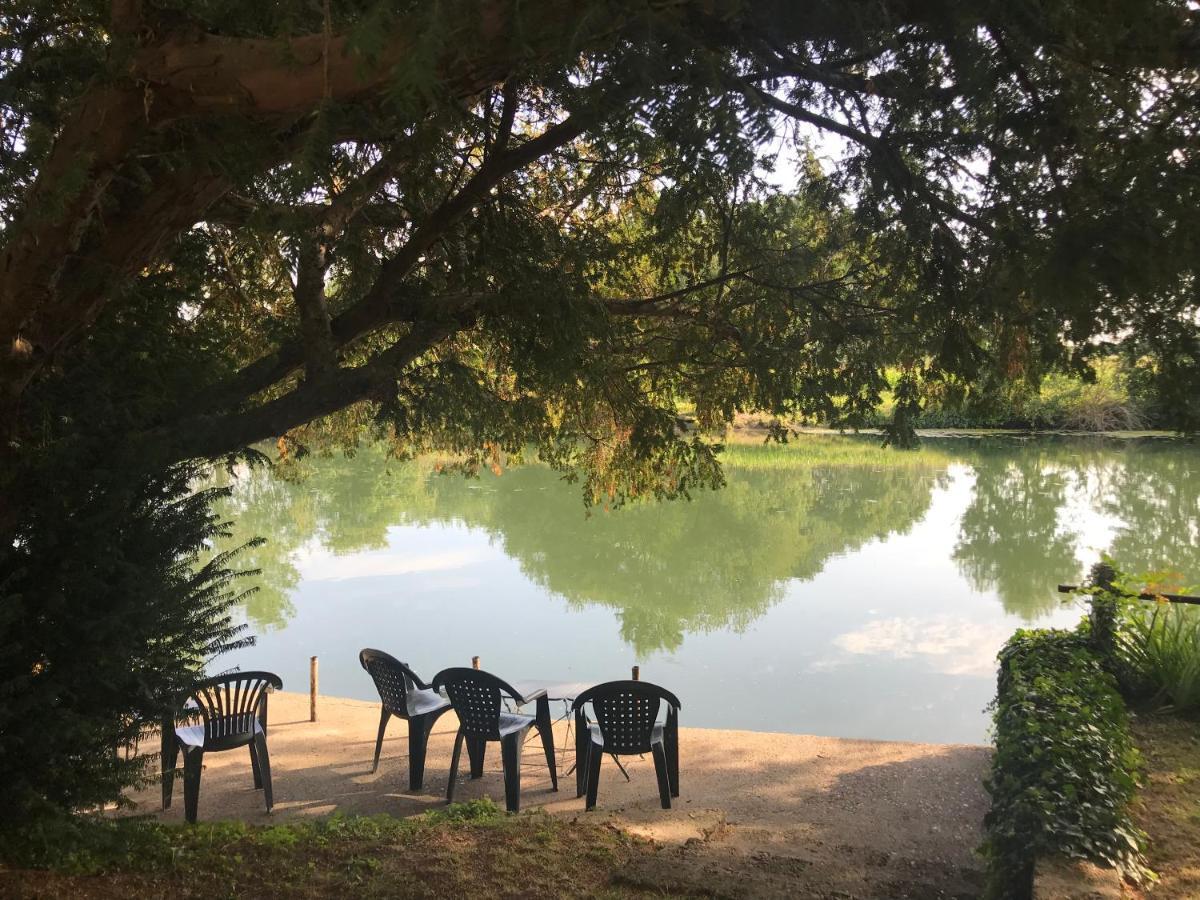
[{"left": 310, "top": 656, "right": 318, "bottom": 722}]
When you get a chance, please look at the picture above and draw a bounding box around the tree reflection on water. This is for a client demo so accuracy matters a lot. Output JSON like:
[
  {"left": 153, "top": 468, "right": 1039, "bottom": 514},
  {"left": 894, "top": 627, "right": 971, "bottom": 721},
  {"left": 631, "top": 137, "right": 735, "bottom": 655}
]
[{"left": 206, "top": 435, "right": 1199, "bottom": 655}]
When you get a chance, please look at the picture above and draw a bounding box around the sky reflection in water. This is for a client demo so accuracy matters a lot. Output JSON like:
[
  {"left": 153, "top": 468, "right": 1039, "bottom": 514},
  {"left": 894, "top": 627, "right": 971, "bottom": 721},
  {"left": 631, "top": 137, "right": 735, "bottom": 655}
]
[{"left": 211, "top": 436, "right": 1199, "bottom": 744}]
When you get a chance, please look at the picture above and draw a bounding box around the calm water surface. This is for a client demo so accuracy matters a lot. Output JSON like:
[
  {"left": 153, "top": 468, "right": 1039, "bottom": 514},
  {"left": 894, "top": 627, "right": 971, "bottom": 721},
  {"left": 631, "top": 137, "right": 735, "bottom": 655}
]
[{"left": 211, "top": 435, "right": 1199, "bottom": 744}]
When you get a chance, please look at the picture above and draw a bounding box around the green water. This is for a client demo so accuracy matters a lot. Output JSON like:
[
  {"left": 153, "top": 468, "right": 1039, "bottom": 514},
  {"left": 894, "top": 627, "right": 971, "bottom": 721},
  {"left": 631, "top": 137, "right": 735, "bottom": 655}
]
[{"left": 211, "top": 435, "right": 1199, "bottom": 743}]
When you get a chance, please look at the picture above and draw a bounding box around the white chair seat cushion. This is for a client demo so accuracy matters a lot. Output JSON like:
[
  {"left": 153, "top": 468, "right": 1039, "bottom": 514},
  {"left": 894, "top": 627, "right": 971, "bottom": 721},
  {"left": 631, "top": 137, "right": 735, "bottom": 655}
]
[
  {"left": 175, "top": 718, "right": 263, "bottom": 748},
  {"left": 498, "top": 712, "right": 534, "bottom": 737}
]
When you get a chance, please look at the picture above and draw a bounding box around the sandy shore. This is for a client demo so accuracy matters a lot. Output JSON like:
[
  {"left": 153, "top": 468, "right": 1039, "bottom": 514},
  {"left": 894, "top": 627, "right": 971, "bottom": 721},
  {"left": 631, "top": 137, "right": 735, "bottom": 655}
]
[{"left": 123, "top": 690, "right": 991, "bottom": 897}]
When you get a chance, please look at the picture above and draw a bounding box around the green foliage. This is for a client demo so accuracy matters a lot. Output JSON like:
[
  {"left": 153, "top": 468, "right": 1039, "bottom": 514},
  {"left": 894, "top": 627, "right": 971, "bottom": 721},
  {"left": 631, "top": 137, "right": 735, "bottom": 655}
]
[
  {"left": 1091, "top": 562, "right": 1200, "bottom": 714},
  {"left": 0, "top": 282, "right": 256, "bottom": 825},
  {"left": 867, "top": 356, "right": 1172, "bottom": 432},
  {"left": 1118, "top": 601, "right": 1200, "bottom": 713},
  {"left": 0, "top": 464, "right": 253, "bottom": 825},
  {"left": 982, "top": 628, "right": 1147, "bottom": 899}
]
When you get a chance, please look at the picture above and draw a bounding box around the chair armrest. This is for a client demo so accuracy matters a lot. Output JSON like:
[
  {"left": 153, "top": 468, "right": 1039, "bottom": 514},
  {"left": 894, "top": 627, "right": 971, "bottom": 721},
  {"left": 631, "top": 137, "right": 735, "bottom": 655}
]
[{"left": 409, "top": 672, "right": 431, "bottom": 691}]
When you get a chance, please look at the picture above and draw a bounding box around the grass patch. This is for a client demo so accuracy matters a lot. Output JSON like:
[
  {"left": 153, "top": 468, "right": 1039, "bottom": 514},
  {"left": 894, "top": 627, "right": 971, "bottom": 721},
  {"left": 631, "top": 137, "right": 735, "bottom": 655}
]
[
  {"left": 1128, "top": 714, "right": 1200, "bottom": 900},
  {"left": 717, "top": 433, "right": 951, "bottom": 470},
  {"left": 0, "top": 801, "right": 661, "bottom": 899}
]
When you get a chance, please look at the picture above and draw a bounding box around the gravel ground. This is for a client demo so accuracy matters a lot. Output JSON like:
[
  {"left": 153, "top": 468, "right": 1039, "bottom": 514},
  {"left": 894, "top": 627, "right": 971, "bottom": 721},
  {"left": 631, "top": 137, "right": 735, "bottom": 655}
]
[{"left": 121, "top": 691, "right": 991, "bottom": 898}]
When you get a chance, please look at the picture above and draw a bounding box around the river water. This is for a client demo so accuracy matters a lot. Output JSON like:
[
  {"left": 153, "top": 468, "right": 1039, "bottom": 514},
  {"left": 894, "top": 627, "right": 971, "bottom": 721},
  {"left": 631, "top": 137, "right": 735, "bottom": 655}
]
[{"left": 209, "top": 434, "right": 1198, "bottom": 744}]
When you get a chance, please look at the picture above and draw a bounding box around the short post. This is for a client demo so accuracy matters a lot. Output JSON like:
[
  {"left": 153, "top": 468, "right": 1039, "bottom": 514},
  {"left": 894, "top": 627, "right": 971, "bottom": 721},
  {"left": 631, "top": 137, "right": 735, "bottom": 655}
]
[
  {"left": 471, "top": 655, "right": 480, "bottom": 670},
  {"left": 1088, "top": 561, "right": 1119, "bottom": 668},
  {"left": 631, "top": 665, "right": 640, "bottom": 681},
  {"left": 309, "top": 656, "right": 318, "bottom": 722}
]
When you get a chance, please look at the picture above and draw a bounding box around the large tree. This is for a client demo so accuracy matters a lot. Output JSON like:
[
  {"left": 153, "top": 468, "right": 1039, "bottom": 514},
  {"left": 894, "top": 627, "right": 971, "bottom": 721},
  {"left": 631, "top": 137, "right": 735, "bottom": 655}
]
[
  {"left": 2, "top": 1, "right": 1198, "bottom": 479},
  {"left": 0, "top": 0, "right": 1197, "bottom": 818}
]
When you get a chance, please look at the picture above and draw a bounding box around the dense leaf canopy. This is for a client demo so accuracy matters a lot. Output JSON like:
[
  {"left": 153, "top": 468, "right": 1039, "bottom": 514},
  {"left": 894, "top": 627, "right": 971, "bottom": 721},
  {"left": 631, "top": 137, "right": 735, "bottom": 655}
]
[{"left": 1, "top": 0, "right": 1197, "bottom": 504}]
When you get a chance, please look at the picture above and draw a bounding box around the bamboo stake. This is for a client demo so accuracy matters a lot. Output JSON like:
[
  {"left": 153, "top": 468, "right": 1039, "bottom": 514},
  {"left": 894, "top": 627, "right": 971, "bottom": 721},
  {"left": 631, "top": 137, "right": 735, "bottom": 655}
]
[{"left": 309, "top": 656, "right": 318, "bottom": 722}]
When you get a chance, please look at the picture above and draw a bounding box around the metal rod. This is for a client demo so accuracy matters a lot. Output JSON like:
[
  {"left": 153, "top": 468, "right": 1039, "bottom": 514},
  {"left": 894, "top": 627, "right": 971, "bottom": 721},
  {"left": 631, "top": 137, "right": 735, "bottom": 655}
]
[
  {"left": 1058, "top": 584, "right": 1200, "bottom": 605},
  {"left": 309, "top": 656, "right": 318, "bottom": 722}
]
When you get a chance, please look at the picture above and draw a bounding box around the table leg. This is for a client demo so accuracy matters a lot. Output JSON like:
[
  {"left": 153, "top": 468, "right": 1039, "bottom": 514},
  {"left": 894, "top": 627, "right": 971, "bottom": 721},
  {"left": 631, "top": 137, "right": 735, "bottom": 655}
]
[{"left": 535, "top": 696, "right": 558, "bottom": 791}]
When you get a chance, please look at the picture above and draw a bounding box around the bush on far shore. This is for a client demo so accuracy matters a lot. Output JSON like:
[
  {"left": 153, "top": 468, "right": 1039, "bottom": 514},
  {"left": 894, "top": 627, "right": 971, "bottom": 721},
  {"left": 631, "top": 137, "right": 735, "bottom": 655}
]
[{"left": 866, "top": 356, "right": 1175, "bottom": 432}]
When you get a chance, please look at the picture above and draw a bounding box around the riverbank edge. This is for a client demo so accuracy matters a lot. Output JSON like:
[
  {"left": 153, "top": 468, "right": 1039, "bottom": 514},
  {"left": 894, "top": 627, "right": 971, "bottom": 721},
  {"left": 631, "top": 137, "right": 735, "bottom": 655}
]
[
  {"left": 115, "top": 688, "right": 993, "bottom": 897},
  {"left": 725, "top": 419, "right": 1184, "bottom": 441}
]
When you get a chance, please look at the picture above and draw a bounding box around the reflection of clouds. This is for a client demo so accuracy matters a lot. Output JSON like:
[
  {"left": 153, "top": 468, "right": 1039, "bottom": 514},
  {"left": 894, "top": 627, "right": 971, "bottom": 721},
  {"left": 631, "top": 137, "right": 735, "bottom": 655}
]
[
  {"left": 297, "top": 546, "right": 494, "bottom": 581},
  {"left": 827, "top": 616, "right": 1014, "bottom": 677}
]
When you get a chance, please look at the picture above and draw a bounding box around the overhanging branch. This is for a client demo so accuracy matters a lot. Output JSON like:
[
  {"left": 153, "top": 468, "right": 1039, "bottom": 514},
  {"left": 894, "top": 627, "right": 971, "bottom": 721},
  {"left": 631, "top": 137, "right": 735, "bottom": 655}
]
[{"left": 207, "top": 109, "right": 596, "bottom": 410}]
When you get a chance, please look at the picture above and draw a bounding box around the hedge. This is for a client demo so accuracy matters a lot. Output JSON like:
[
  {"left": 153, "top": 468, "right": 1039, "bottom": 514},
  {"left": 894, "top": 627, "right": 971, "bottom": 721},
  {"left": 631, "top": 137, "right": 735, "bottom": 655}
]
[{"left": 980, "top": 628, "right": 1147, "bottom": 899}]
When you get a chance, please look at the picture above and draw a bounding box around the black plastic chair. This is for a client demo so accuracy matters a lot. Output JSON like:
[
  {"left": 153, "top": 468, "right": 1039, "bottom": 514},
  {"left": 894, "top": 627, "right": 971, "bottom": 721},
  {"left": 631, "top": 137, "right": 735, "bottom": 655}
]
[
  {"left": 161, "top": 671, "right": 282, "bottom": 823},
  {"left": 359, "top": 648, "right": 452, "bottom": 791},
  {"left": 571, "top": 680, "right": 681, "bottom": 811},
  {"left": 431, "top": 667, "right": 558, "bottom": 812}
]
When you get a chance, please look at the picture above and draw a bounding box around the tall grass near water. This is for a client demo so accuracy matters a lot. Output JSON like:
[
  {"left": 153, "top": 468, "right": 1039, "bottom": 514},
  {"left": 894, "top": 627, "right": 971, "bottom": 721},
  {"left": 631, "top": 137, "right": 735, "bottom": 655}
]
[
  {"left": 1118, "top": 599, "right": 1200, "bottom": 713},
  {"left": 718, "top": 433, "right": 952, "bottom": 470}
]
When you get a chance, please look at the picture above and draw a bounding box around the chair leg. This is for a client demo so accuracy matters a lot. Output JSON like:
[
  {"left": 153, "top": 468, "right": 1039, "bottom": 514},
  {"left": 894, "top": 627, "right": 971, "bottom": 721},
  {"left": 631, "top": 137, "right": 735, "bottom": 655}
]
[
  {"left": 161, "top": 735, "right": 179, "bottom": 810},
  {"left": 535, "top": 698, "right": 558, "bottom": 791},
  {"left": 501, "top": 733, "right": 525, "bottom": 813},
  {"left": 574, "top": 714, "right": 588, "bottom": 798},
  {"left": 585, "top": 740, "right": 603, "bottom": 812},
  {"left": 666, "top": 729, "right": 680, "bottom": 798},
  {"left": 467, "top": 735, "right": 486, "bottom": 779},
  {"left": 407, "top": 713, "right": 431, "bottom": 792},
  {"left": 446, "top": 729, "right": 465, "bottom": 803},
  {"left": 182, "top": 747, "right": 204, "bottom": 824},
  {"left": 372, "top": 706, "right": 391, "bottom": 774},
  {"left": 249, "top": 737, "right": 262, "bottom": 789},
  {"left": 253, "top": 731, "right": 274, "bottom": 813},
  {"left": 651, "top": 742, "right": 671, "bottom": 810}
]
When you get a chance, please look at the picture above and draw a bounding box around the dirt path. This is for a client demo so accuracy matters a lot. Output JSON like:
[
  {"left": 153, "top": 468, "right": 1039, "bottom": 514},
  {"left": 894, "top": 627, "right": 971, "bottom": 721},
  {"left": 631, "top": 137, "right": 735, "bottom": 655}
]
[{"left": 122, "top": 691, "right": 990, "bottom": 898}]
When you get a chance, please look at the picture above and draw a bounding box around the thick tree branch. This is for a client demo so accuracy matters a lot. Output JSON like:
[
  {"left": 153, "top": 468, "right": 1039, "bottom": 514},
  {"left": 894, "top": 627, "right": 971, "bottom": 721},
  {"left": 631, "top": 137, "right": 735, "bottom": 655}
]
[
  {"left": 209, "top": 109, "right": 596, "bottom": 410},
  {"left": 109, "top": 0, "right": 143, "bottom": 36},
  {"left": 28, "top": 165, "right": 231, "bottom": 373},
  {"left": 320, "top": 149, "right": 404, "bottom": 234},
  {"left": 169, "top": 315, "right": 469, "bottom": 461},
  {"left": 292, "top": 238, "right": 337, "bottom": 377},
  {"left": 293, "top": 149, "right": 407, "bottom": 378},
  {"left": 0, "top": 0, "right": 596, "bottom": 412}
]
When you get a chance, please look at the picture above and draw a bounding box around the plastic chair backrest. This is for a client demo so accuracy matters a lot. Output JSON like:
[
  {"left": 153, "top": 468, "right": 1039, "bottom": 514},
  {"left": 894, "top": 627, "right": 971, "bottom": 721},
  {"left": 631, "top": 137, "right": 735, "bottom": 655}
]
[
  {"left": 432, "top": 667, "right": 524, "bottom": 741},
  {"left": 359, "top": 649, "right": 425, "bottom": 717},
  {"left": 572, "top": 680, "right": 681, "bottom": 755},
  {"left": 187, "top": 671, "right": 282, "bottom": 749}
]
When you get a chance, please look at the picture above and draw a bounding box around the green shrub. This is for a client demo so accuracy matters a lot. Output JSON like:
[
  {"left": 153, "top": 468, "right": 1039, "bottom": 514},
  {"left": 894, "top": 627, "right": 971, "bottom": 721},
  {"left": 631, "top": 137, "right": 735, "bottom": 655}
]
[
  {"left": 1086, "top": 562, "right": 1200, "bottom": 714},
  {"left": 981, "top": 628, "right": 1147, "bottom": 899},
  {"left": 860, "top": 356, "right": 1162, "bottom": 431},
  {"left": 0, "top": 463, "right": 254, "bottom": 825},
  {"left": 1117, "top": 600, "right": 1200, "bottom": 713},
  {"left": 1033, "top": 361, "right": 1147, "bottom": 432}
]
